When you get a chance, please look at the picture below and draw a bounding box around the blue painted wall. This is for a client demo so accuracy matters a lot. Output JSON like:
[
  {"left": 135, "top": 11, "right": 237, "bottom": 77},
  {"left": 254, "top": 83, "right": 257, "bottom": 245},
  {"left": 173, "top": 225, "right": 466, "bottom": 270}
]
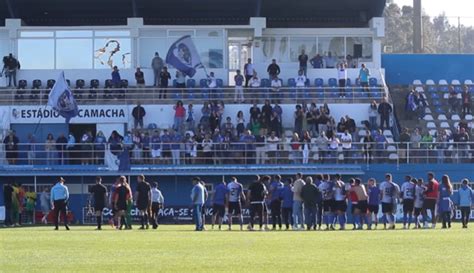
[{"left": 382, "top": 54, "right": 474, "bottom": 85}]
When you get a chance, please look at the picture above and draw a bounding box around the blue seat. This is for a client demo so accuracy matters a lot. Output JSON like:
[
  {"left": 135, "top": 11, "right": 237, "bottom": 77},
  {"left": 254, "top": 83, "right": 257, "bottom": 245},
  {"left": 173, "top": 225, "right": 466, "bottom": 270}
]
[
  {"left": 199, "top": 79, "right": 209, "bottom": 99},
  {"left": 315, "top": 78, "right": 324, "bottom": 87},
  {"left": 328, "top": 78, "right": 337, "bottom": 87},
  {"left": 260, "top": 79, "right": 270, "bottom": 99},
  {"left": 432, "top": 100, "right": 441, "bottom": 107},
  {"left": 435, "top": 107, "right": 444, "bottom": 114},
  {"left": 430, "top": 93, "right": 440, "bottom": 99},
  {"left": 186, "top": 79, "right": 196, "bottom": 99},
  {"left": 369, "top": 77, "right": 378, "bottom": 87},
  {"left": 453, "top": 85, "right": 462, "bottom": 93},
  {"left": 428, "top": 86, "right": 437, "bottom": 93},
  {"left": 438, "top": 85, "right": 449, "bottom": 93}
]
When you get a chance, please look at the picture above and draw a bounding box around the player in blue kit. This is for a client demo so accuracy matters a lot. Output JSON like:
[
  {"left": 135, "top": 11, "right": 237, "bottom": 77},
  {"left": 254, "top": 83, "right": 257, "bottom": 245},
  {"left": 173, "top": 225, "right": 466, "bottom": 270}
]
[
  {"left": 379, "top": 173, "right": 400, "bottom": 230},
  {"left": 400, "top": 176, "right": 416, "bottom": 229},
  {"left": 212, "top": 180, "right": 228, "bottom": 230},
  {"left": 367, "top": 178, "right": 380, "bottom": 230},
  {"left": 226, "top": 177, "right": 246, "bottom": 230},
  {"left": 318, "top": 174, "right": 335, "bottom": 230},
  {"left": 281, "top": 178, "right": 294, "bottom": 230},
  {"left": 269, "top": 175, "right": 284, "bottom": 230}
]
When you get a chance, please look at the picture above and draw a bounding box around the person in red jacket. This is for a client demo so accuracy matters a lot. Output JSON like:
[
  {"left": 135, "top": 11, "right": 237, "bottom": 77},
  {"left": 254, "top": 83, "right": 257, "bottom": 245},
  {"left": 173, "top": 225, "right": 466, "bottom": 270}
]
[{"left": 422, "top": 172, "right": 439, "bottom": 229}]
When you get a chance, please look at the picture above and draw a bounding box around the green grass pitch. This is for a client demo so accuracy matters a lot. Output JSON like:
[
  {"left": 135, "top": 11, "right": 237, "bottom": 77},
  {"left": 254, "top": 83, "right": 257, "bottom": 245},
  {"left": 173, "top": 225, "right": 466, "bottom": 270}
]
[{"left": 1, "top": 225, "right": 473, "bottom": 272}]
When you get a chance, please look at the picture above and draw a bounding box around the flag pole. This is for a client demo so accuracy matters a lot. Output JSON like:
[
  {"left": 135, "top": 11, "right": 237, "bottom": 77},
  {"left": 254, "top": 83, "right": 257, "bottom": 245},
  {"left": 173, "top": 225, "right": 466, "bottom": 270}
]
[{"left": 33, "top": 105, "right": 50, "bottom": 135}]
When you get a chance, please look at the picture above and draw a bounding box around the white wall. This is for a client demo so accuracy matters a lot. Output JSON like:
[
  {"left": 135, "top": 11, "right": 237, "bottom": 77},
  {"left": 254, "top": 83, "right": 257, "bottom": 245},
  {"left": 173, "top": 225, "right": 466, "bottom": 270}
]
[{"left": 3, "top": 103, "right": 371, "bottom": 133}]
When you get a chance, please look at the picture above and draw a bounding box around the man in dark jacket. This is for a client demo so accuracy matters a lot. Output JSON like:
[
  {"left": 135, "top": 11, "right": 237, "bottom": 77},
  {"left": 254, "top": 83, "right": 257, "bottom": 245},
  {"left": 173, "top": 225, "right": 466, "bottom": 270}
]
[
  {"left": 461, "top": 86, "right": 472, "bottom": 117},
  {"left": 132, "top": 103, "right": 146, "bottom": 129},
  {"left": 3, "top": 182, "right": 14, "bottom": 226},
  {"left": 377, "top": 97, "right": 392, "bottom": 130},
  {"left": 267, "top": 59, "right": 280, "bottom": 79},
  {"left": 301, "top": 176, "right": 320, "bottom": 230}
]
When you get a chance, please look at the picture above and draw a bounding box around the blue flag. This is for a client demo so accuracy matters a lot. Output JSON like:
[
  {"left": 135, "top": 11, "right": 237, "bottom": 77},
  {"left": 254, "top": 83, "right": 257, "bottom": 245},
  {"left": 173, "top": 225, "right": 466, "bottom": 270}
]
[
  {"left": 47, "top": 71, "right": 79, "bottom": 123},
  {"left": 166, "top": 35, "right": 203, "bottom": 77}
]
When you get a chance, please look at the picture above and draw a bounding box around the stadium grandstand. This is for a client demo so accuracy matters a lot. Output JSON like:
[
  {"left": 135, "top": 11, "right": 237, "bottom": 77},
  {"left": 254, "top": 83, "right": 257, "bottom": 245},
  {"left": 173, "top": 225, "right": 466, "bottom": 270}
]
[{"left": 0, "top": 0, "right": 472, "bottom": 229}]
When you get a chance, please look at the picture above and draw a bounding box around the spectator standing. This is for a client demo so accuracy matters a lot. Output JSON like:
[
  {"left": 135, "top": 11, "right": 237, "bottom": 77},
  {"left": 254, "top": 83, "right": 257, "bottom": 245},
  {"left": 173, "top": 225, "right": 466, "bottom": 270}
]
[
  {"left": 56, "top": 133, "right": 67, "bottom": 165},
  {"left": 3, "top": 182, "right": 13, "bottom": 227},
  {"left": 292, "top": 173, "right": 306, "bottom": 230},
  {"left": 45, "top": 133, "right": 56, "bottom": 165},
  {"left": 270, "top": 76, "right": 282, "bottom": 103},
  {"left": 301, "top": 176, "right": 319, "bottom": 230},
  {"left": 448, "top": 87, "right": 459, "bottom": 114},
  {"left": 337, "top": 63, "right": 347, "bottom": 98},
  {"left": 310, "top": 54, "right": 323, "bottom": 69},
  {"left": 377, "top": 97, "right": 392, "bottom": 130},
  {"left": 175, "top": 70, "right": 186, "bottom": 89},
  {"left": 461, "top": 86, "right": 472, "bottom": 117},
  {"left": 80, "top": 131, "right": 93, "bottom": 165},
  {"left": 151, "top": 52, "right": 164, "bottom": 87},
  {"left": 4, "top": 53, "right": 20, "bottom": 87},
  {"left": 298, "top": 50, "right": 309, "bottom": 76},
  {"left": 234, "top": 69, "right": 245, "bottom": 103},
  {"left": 66, "top": 133, "right": 76, "bottom": 164},
  {"left": 132, "top": 103, "right": 146, "bottom": 129},
  {"left": 362, "top": 130, "right": 374, "bottom": 163},
  {"left": 243, "top": 58, "right": 254, "bottom": 88},
  {"left": 294, "top": 105, "right": 304, "bottom": 137},
  {"left": 191, "top": 177, "right": 205, "bottom": 231},
  {"left": 3, "top": 130, "right": 19, "bottom": 165},
  {"left": 170, "top": 130, "right": 182, "bottom": 165},
  {"left": 341, "top": 130, "right": 352, "bottom": 162},
  {"left": 111, "top": 66, "right": 121, "bottom": 88},
  {"left": 255, "top": 129, "right": 266, "bottom": 165},
  {"left": 94, "top": 131, "right": 106, "bottom": 165},
  {"left": 186, "top": 104, "right": 195, "bottom": 132},
  {"left": 295, "top": 70, "right": 307, "bottom": 101},
  {"left": 368, "top": 101, "right": 378, "bottom": 130},
  {"left": 173, "top": 100, "right": 186, "bottom": 134},
  {"left": 250, "top": 72, "right": 261, "bottom": 103},
  {"left": 358, "top": 64, "right": 370, "bottom": 93},
  {"left": 159, "top": 67, "right": 171, "bottom": 99},
  {"left": 267, "top": 59, "right": 280, "bottom": 80},
  {"left": 324, "top": 52, "right": 337, "bottom": 68},
  {"left": 135, "top": 67, "right": 145, "bottom": 87}
]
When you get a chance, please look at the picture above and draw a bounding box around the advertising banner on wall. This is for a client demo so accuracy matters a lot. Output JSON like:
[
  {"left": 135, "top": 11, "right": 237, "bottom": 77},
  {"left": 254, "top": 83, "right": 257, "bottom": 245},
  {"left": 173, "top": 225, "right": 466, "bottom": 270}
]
[{"left": 8, "top": 105, "right": 129, "bottom": 124}]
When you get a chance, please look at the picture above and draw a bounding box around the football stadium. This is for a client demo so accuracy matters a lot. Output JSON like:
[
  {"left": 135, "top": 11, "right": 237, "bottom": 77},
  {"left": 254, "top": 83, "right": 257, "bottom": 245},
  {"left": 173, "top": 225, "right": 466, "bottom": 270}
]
[{"left": 0, "top": 0, "right": 473, "bottom": 272}]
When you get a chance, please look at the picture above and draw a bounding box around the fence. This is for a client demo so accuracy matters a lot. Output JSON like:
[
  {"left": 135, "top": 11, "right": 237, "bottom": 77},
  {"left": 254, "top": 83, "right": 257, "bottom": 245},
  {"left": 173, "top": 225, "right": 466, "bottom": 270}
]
[
  {"left": 2, "top": 141, "right": 473, "bottom": 168},
  {"left": 0, "top": 86, "right": 388, "bottom": 105}
]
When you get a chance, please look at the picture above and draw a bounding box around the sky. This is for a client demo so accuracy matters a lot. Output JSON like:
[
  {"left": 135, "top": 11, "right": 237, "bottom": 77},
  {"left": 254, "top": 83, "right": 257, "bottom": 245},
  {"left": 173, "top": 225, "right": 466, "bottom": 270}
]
[{"left": 394, "top": 0, "right": 474, "bottom": 25}]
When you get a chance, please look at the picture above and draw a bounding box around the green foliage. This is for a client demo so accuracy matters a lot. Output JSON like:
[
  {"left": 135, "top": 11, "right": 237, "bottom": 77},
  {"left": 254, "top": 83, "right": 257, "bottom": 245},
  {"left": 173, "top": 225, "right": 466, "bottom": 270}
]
[
  {"left": 0, "top": 225, "right": 473, "bottom": 272},
  {"left": 383, "top": 3, "right": 474, "bottom": 53}
]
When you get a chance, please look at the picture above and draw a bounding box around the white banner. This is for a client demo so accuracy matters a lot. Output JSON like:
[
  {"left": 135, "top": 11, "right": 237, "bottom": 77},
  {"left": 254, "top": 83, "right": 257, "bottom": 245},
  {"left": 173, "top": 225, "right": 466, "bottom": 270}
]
[{"left": 8, "top": 105, "right": 129, "bottom": 124}]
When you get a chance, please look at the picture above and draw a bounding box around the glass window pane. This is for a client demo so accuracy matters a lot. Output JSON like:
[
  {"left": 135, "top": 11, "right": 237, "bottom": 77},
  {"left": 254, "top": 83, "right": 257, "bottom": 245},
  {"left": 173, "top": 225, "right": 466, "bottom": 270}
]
[
  {"left": 194, "top": 37, "right": 224, "bottom": 68},
  {"left": 18, "top": 39, "right": 54, "bottom": 69},
  {"left": 138, "top": 38, "right": 169, "bottom": 68},
  {"left": 20, "top": 31, "right": 54, "bottom": 38},
  {"left": 196, "top": 29, "right": 222, "bottom": 37},
  {"left": 168, "top": 30, "right": 194, "bottom": 37},
  {"left": 140, "top": 29, "right": 167, "bottom": 37},
  {"left": 346, "top": 37, "right": 372, "bottom": 66},
  {"left": 56, "top": 39, "right": 93, "bottom": 69},
  {"left": 56, "top": 31, "right": 93, "bottom": 38},
  {"left": 260, "top": 36, "right": 289, "bottom": 63},
  {"left": 94, "top": 30, "right": 130, "bottom": 37},
  {"left": 290, "top": 37, "right": 316, "bottom": 62},
  {"left": 94, "top": 38, "right": 132, "bottom": 69},
  {"left": 318, "top": 37, "right": 345, "bottom": 68},
  {"left": 0, "top": 39, "right": 9, "bottom": 59}
]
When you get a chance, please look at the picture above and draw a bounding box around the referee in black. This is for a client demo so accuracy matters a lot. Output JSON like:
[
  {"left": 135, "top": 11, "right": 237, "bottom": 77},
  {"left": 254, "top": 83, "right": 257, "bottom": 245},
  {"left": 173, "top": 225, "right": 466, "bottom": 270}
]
[
  {"left": 50, "top": 177, "right": 70, "bottom": 230},
  {"left": 135, "top": 175, "right": 152, "bottom": 230},
  {"left": 89, "top": 176, "right": 108, "bottom": 230}
]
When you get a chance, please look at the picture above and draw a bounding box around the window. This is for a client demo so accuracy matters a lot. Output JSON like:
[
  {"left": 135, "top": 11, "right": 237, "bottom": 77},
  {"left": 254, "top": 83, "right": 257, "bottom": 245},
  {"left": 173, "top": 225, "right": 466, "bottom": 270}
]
[
  {"left": 56, "top": 39, "right": 93, "bottom": 69},
  {"left": 290, "top": 37, "right": 317, "bottom": 62},
  {"left": 138, "top": 38, "right": 169, "bottom": 68},
  {"left": 318, "top": 37, "right": 345, "bottom": 67},
  {"left": 93, "top": 38, "right": 132, "bottom": 69},
  {"left": 260, "top": 36, "right": 289, "bottom": 63},
  {"left": 168, "top": 30, "right": 194, "bottom": 37},
  {"left": 346, "top": 37, "right": 373, "bottom": 63},
  {"left": 18, "top": 39, "right": 55, "bottom": 69},
  {"left": 20, "top": 31, "right": 54, "bottom": 38},
  {"left": 94, "top": 30, "right": 130, "bottom": 37},
  {"left": 56, "top": 31, "right": 93, "bottom": 38},
  {"left": 194, "top": 37, "right": 224, "bottom": 68}
]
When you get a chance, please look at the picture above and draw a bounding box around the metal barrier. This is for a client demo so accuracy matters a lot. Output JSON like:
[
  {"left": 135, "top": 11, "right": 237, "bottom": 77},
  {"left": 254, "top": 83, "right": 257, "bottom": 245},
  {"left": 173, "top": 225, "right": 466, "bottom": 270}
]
[
  {"left": 0, "top": 86, "right": 388, "bottom": 105},
  {"left": 2, "top": 141, "right": 473, "bottom": 167}
]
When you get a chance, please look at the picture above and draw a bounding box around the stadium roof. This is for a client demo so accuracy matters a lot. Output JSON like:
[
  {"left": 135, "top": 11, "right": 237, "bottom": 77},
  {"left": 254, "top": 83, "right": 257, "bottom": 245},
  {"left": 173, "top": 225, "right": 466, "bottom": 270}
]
[{"left": 0, "top": 0, "right": 386, "bottom": 27}]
